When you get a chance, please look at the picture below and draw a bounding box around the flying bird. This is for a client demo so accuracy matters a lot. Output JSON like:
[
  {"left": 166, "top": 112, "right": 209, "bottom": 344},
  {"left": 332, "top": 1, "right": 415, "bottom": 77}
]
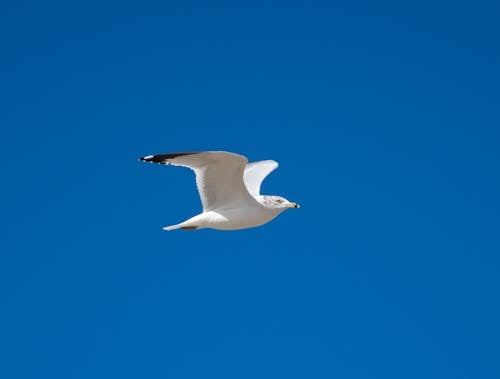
[{"left": 139, "top": 151, "right": 300, "bottom": 231}]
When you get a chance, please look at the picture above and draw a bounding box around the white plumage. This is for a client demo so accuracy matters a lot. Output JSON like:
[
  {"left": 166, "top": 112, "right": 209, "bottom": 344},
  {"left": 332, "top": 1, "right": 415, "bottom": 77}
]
[{"left": 140, "top": 151, "right": 299, "bottom": 231}]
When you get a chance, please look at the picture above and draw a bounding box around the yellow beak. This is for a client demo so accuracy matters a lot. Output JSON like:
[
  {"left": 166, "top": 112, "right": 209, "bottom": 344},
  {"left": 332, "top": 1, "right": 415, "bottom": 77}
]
[{"left": 288, "top": 202, "right": 300, "bottom": 208}]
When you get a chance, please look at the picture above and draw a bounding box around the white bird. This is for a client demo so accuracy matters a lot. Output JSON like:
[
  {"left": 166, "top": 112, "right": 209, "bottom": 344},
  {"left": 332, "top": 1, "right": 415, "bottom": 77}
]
[{"left": 140, "top": 151, "right": 300, "bottom": 231}]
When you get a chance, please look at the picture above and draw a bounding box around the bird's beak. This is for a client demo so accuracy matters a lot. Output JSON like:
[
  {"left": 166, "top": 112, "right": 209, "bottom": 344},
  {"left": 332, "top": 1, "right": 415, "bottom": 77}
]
[{"left": 288, "top": 202, "right": 300, "bottom": 208}]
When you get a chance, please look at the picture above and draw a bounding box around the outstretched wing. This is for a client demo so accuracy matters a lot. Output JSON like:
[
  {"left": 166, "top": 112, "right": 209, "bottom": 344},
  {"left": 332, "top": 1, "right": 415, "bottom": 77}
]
[
  {"left": 243, "top": 160, "right": 279, "bottom": 196},
  {"left": 140, "top": 151, "right": 257, "bottom": 211}
]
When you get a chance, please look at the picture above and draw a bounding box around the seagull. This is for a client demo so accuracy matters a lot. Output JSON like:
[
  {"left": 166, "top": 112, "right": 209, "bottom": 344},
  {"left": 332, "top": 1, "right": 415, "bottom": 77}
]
[{"left": 140, "top": 151, "right": 300, "bottom": 231}]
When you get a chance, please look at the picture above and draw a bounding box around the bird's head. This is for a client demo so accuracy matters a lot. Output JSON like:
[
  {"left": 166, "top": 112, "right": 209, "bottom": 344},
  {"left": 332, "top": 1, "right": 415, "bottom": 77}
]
[{"left": 263, "top": 195, "right": 300, "bottom": 210}]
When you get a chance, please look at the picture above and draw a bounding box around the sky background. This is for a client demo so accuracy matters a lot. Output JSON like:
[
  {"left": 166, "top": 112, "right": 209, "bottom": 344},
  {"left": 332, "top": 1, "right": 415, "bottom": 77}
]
[{"left": 1, "top": 1, "right": 499, "bottom": 378}]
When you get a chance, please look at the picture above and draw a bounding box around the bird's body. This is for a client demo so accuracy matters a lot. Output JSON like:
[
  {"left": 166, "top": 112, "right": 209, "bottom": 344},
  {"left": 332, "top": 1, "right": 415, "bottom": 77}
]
[
  {"left": 166, "top": 206, "right": 277, "bottom": 231},
  {"left": 140, "top": 151, "right": 299, "bottom": 231}
]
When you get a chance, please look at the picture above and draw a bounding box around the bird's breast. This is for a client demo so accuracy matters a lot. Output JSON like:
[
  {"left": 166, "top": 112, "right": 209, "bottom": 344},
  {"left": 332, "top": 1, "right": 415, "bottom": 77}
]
[{"left": 206, "top": 207, "right": 278, "bottom": 230}]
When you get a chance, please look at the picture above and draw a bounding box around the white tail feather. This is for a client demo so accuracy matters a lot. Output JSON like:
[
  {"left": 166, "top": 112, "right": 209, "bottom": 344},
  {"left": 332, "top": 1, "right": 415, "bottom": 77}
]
[{"left": 163, "top": 224, "right": 181, "bottom": 231}]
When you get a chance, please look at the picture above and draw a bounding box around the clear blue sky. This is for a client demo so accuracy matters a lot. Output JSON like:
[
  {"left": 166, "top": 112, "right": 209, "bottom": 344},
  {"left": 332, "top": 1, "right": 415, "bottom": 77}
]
[{"left": 1, "top": 1, "right": 499, "bottom": 378}]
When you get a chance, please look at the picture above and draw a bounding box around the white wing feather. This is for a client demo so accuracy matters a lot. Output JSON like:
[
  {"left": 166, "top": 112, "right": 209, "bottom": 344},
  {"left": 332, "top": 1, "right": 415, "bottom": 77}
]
[
  {"left": 243, "top": 160, "right": 279, "bottom": 196},
  {"left": 141, "top": 151, "right": 257, "bottom": 211}
]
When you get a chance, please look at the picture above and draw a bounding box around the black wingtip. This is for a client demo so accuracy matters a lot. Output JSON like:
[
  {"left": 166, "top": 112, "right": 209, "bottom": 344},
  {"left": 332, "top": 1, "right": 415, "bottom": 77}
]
[{"left": 139, "top": 152, "right": 199, "bottom": 164}]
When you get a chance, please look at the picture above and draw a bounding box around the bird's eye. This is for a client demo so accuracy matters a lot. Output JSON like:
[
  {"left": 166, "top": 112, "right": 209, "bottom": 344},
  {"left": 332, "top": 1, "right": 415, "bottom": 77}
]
[{"left": 276, "top": 199, "right": 283, "bottom": 203}]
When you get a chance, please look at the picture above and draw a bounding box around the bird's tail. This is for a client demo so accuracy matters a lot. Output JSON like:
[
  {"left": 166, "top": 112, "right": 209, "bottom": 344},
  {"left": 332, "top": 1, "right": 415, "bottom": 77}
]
[
  {"left": 163, "top": 223, "right": 199, "bottom": 231},
  {"left": 163, "top": 214, "right": 204, "bottom": 231},
  {"left": 163, "top": 224, "right": 181, "bottom": 231}
]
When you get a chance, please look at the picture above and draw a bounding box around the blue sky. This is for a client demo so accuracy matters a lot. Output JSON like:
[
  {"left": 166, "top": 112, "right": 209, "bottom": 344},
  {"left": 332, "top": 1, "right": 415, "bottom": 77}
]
[{"left": 1, "top": 1, "right": 499, "bottom": 378}]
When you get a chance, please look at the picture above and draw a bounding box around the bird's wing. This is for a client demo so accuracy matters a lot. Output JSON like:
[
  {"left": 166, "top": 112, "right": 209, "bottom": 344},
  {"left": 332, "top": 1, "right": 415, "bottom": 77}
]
[
  {"left": 140, "top": 151, "right": 256, "bottom": 211},
  {"left": 243, "top": 160, "right": 279, "bottom": 196}
]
